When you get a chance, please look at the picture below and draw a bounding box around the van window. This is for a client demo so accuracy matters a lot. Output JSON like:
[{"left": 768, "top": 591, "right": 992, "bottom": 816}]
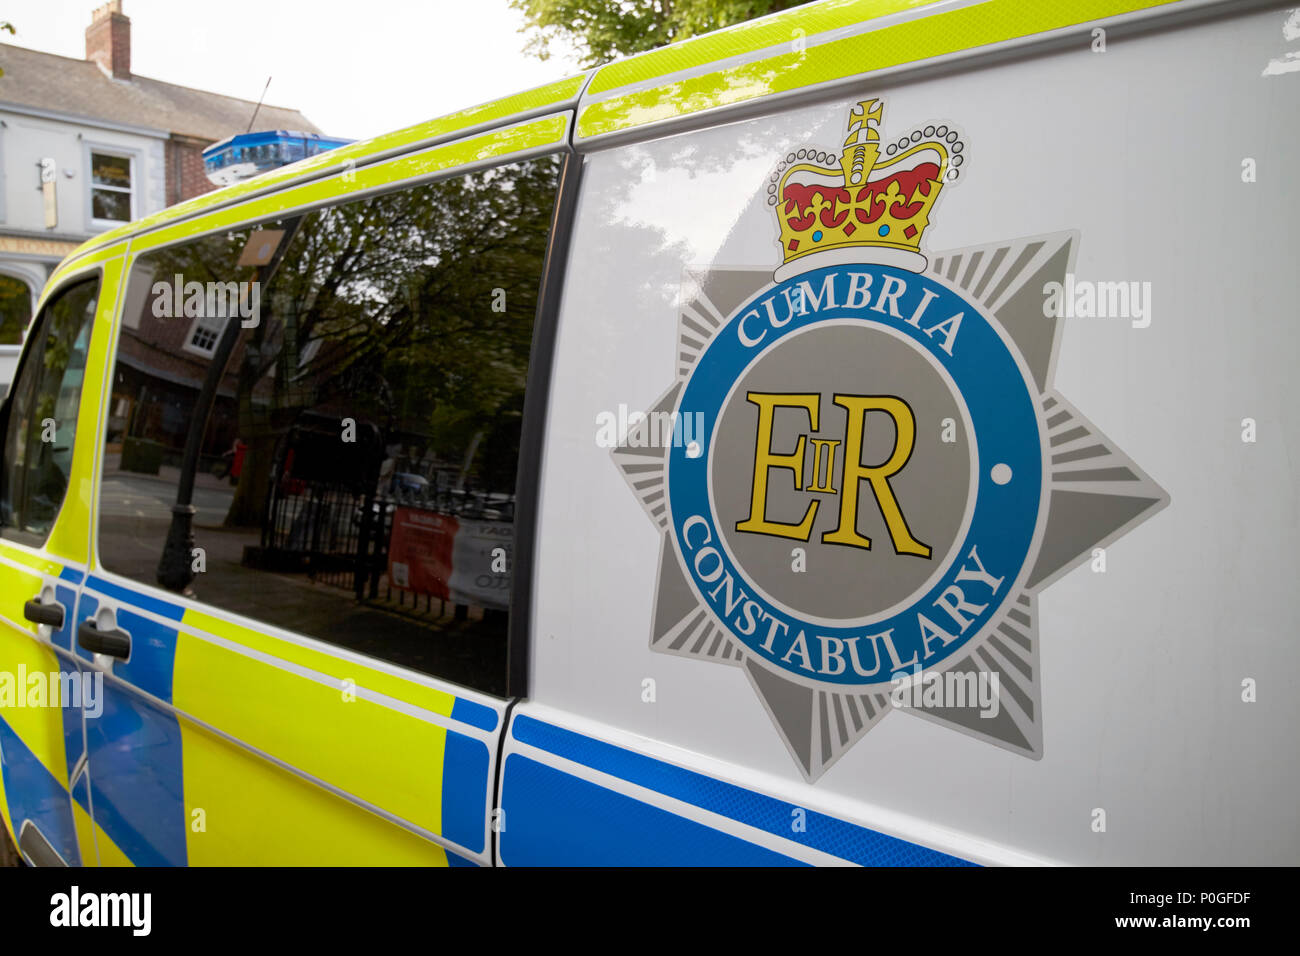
[
  {"left": 98, "top": 156, "right": 562, "bottom": 696},
  {"left": 0, "top": 277, "right": 99, "bottom": 546}
]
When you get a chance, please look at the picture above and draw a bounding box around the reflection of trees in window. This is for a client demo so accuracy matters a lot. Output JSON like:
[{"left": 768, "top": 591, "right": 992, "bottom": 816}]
[
  {"left": 210, "top": 155, "right": 561, "bottom": 527},
  {"left": 0, "top": 279, "right": 97, "bottom": 541},
  {"left": 107, "top": 157, "right": 561, "bottom": 691},
  {"left": 130, "top": 154, "right": 559, "bottom": 543},
  {"left": 0, "top": 274, "right": 32, "bottom": 345}
]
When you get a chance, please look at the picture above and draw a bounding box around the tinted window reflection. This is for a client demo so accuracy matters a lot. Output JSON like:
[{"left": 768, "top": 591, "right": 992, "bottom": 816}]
[
  {"left": 100, "top": 156, "right": 561, "bottom": 695},
  {"left": 0, "top": 277, "right": 98, "bottom": 546}
]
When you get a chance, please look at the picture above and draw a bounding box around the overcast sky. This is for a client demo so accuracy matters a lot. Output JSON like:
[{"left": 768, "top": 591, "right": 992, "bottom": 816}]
[{"left": 2, "top": 0, "right": 584, "bottom": 140}]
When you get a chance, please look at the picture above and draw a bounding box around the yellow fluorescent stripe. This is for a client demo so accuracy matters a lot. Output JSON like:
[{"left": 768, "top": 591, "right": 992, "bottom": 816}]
[
  {"left": 0, "top": 626, "right": 71, "bottom": 787},
  {"left": 44, "top": 258, "right": 122, "bottom": 566},
  {"left": 179, "top": 715, "right": 448, "bottom": 866},
  {"left": 72, "top": 799, "right": 98, "bottom": 867},
  {"left": 0, "top": 541, "right": 63, "bottom": 577},
  {"left": 179, "top": 607, "right": 457, "bottom": 719},
  {"left": 577, "top": 0, "right": 1184, "bottom": 137},
  {"left": 587, "top": 0, "right": 941, "bottom": 94},
  {"left": 62, "top": 77, "right": 585, "bottom": 268},
  {"left": 172, "top": 631, "right": 447, "bottom": 836},
  {"left": 45, "top": 243, "right": 124, "bottom": 297},
  {"left": 0, "top": 562, "right": 44, "bottom": 641},
  {"left": 129, "top": 113, "right": 570, "bottom": 254},
  {"left": 92, "top": 822, "right": 134, "bottom": 867}
]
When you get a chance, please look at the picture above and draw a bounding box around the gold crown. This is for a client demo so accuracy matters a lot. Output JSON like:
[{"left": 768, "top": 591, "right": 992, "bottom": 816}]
[{"left": 770, "top": 99, "right": 963, "bottom": 280}]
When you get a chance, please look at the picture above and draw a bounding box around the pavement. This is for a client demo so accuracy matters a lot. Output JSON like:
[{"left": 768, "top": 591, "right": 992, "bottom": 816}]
[{"left": 97, "top": 460, "right": 507, "bottom": 695}]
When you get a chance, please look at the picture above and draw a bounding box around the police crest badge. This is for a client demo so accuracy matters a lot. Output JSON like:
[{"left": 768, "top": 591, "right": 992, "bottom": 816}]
[{"left": 614, "top": 99, "right": 1168, "bottom": 781}]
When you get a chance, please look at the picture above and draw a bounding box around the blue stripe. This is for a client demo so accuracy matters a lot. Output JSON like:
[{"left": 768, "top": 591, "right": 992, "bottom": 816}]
[
  {"left": 76, "top": 590, "right": 187, "bottom": 867},
  {"left": 83, "top": 684, "right": 187, "bottom": 867},
  {"left": 450, "top": 696, "right": 499, "bottom": 732},
  {"left": 500, "top": 754, "right": 806, "bottom": 866},
  {"left": 440, "top": 730, "right": 489, "bottom": 854},
  {"left": 59, "top": 566, "right": 84, "bottom": 584},
  {"left": 0, "top": 714, "right": 82, "bottom": 866},
  {"left": 109, "top": 608, "right": 178, "bottom": 705},
  {"left": 512, "top": 715, "right": 975, "bottom": 866},
  {"left": 72, "top": 772, "right": 92, "bottom": 816},
  {"left": 56, "top": 654, "right": 87, "bottom": 791},
  {"left": 85, "top": 576, "right": 186, "bottom": 621}
]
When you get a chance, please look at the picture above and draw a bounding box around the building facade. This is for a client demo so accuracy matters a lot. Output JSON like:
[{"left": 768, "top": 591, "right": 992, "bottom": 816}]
[{"left": 0, "top": 0, "right": 319, "bottom": 383}]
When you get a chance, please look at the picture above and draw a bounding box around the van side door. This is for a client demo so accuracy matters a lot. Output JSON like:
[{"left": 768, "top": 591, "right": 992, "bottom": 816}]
[{"left": 0, "top": 268, "right": 112, "bottom": 866}]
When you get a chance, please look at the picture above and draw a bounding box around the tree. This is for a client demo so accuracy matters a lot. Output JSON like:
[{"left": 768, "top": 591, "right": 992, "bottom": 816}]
[
  {"left": 0, "top": 21, "right": 15, "bottom": 78},
  {"left": 213, "top": 155, "right": 561, "bottom": 526},
  {"left": 510, "top": 0, "right": 811, "bottom": 68}
]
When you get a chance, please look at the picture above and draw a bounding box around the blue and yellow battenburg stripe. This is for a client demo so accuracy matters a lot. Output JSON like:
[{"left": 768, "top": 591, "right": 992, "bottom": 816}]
[
  {"left": 500, "top": 714, "right": 975, "bottom": 866},
  {"left": 0, "top": 550, "right": 500, "bottom": 866},
  {"left": 0, "top": 549, "right": 91, "bottom": 866},
  {"left": 4, "top": 558, "right": 974, "bottom": 866},
  {"left": 71, "top": 576, "right": 499, "bottom": 866}
]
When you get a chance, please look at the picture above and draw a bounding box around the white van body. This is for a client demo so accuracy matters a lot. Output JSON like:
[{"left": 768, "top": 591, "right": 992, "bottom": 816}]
[{"left": 499, "top": 0, "right": 1299, "bottom": 865}]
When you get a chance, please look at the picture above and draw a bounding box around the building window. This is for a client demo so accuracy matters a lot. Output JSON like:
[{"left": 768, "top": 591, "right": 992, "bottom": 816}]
[
  {"left": 0, "top": 274, "right": 33, "bottom": 346},
  {"left": 183, "top": 313, "right": 225, "bottom": 356},
  {"left": 90, "top": 151, "right": 133, "bottom": 223}
]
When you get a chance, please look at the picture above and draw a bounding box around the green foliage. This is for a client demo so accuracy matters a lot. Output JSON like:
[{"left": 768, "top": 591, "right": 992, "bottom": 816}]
[
  {"left": 0, "top": 274, "right": 31, "bottom": 345},
  {"left": 0, "top": 20, "right": 15, "bottom": 77},
  {"left": 509, "top": 0, "right": 811, "bottom": 68},
  {"left": 136, "top": 155, "right": 561, "bottom": 523}
]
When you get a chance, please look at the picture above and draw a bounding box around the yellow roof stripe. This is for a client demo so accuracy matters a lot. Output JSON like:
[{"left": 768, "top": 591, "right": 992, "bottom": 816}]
[
  {"left": 45, "top": 238, "right": 124, "bottom": 299},
  {"left": 60, "top": 74, "right": 586, "bottom": 269},
  {"left": 586, "top": 0, "right": 941, "bottom": 95},
  {"left": 127, "top": 113, "right": 569, "bottom": 255},
  {"left": 578, "top": 0, "right": 1185, "bottom": 138}
]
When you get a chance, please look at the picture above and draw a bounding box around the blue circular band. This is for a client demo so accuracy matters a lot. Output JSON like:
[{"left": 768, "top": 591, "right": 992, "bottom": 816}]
[{"left": 667, "top": 264, "right": 1042, "bottom": 686}]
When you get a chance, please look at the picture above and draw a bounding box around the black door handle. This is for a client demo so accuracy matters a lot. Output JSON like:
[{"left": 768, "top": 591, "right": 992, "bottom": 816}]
[
  {"left": 77, "top": 619, "right": 131, "bottom": 659},
  {"left": 23, "top": 598, "right": 65, "bottom": 629}
]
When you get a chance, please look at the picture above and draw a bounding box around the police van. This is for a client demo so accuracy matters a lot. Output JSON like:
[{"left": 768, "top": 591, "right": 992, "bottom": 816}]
[{"left": 1, "top": 0, "right": 1296, "bottom": 867}]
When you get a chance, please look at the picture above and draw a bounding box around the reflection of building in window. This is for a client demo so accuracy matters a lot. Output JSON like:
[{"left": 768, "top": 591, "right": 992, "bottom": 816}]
[
  {"left": 96, "top": 155, "right": 562, "bottom": 696},
  {"left": 91, "top": 151, "right": 133, "bottom": 222},
  {"left": 184, "top": 313, "right": 225, "bottom": 356},
  {"left": 0, "top": 274, "right": 33, "bottom": 346}
]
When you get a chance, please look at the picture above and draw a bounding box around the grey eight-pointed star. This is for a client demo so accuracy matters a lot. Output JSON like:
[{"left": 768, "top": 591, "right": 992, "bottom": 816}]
[{"left": 613, "top": 231, "right": 1168, "bottom": 782}]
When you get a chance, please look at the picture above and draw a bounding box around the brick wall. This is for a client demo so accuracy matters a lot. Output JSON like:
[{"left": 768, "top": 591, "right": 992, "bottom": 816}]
[
  {"left": 85, "top": 1, "right": 131, "bottom": 79},
  {"left": 165, "top": 136, "right": 217, "bottom": 206}
]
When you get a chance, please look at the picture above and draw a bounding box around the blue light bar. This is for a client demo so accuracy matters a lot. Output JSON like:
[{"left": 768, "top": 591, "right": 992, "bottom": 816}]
[{"left": 202, "top": 130, "right": 355, "bottom": 186}]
